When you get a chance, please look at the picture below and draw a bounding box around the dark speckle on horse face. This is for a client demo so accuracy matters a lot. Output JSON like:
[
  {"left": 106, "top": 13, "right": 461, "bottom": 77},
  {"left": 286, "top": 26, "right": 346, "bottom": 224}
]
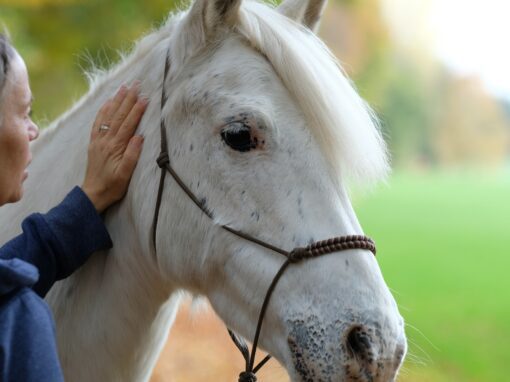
[
  {"left": 297, "top": 195, "right": 304, "bottom": 219},
  {"left": 189, "top": 144, "right": 194, "bottom": 152},
  {"left": 199, "top": 197, "right": 213, "bottom": 218},
  {"left": 224, "top": 116, "right": 235, "bottom": 124}
]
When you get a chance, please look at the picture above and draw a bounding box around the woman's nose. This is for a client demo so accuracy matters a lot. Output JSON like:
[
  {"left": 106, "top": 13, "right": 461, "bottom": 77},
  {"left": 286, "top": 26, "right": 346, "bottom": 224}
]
[{"left": 28, "top": 121, "right": 39, "bottom": 141}]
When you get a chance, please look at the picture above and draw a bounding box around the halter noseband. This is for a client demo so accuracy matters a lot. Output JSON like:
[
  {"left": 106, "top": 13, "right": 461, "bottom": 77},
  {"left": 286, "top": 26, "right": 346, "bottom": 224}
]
[{"left": 151, "top": 53, "right": 376, "bottom": 382}]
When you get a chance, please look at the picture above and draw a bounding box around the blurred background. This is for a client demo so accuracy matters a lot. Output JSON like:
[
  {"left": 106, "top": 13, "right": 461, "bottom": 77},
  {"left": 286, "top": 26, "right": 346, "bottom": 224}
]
[{"left": 1, "top": 0, "right": 509, "bottom": 380}]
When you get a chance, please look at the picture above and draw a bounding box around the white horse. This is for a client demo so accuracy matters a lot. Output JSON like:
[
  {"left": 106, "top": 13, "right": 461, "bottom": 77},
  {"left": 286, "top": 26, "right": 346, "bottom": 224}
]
[{"left": 0, "top": 0, "right": 406, "bottom": 380}]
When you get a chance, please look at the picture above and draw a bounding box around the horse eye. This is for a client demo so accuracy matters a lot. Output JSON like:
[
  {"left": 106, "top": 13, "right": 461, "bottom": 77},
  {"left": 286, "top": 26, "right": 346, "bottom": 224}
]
[{"left": 221, "top": 122, "right": 256, "bottom": 152}]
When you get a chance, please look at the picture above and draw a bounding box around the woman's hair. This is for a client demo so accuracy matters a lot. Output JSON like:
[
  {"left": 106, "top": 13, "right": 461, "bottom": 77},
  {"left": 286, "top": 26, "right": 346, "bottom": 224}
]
[
  {"left": 0, "top": 33, "right": 16, "bottom": 126},
  {"left": 0, "top": 33, "right": 15, "bottom": 97}
]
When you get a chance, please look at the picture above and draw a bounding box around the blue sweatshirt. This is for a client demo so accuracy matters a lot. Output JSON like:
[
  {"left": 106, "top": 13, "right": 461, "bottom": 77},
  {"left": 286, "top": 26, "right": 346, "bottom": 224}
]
[{"left": 0, "top": 186, "right": 113, "bottom": 382}]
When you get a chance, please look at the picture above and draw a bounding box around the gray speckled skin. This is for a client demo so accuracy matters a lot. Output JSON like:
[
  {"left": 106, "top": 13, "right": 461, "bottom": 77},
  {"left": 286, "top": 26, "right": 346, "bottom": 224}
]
[{"left": 287, "top": 313, "right": 405, "bottom": 381}]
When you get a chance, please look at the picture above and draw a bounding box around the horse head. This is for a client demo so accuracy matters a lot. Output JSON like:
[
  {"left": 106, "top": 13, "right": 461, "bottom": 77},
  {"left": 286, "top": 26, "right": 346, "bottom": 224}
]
[{"left": 128, "top": 0, "right": 406, "bottom": 380}]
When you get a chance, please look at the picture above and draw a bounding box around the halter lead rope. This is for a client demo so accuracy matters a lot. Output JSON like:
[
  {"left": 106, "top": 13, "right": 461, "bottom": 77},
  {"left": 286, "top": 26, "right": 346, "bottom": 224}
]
[{"left": 151, "top": 53, "right": 376, "bottom": 382}]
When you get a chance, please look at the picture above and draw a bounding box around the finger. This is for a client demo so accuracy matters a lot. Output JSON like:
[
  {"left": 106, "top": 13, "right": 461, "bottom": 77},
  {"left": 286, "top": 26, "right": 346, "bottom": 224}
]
[
  {"left": 105, "top": 85, "right": 129, "bottom": 124},
  {"left": 91, "top": 99, "right": 112, "bottom": 140},
  {"left": 118, "top": 135, "right": 144, "bottom": 181},
  {"left": 110, "top": 81, "right": 140, "bottom": 135},
  {"left": 116, "top": 98, "right": 148, "bottom": 145}
]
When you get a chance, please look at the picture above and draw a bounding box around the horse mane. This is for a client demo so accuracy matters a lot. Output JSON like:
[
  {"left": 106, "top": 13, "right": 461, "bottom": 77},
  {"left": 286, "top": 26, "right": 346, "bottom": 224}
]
[{"left": 85, "top": 13, "right": 181, "bottom": 91}]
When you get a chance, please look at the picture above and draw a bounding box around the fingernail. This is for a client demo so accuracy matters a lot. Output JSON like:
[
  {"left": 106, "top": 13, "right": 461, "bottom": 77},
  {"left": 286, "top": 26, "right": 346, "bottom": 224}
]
[
  {"left": 132, "top": 80, "right": 141, "bottom": 89},
  {"left": 119, "top": 84, "right": 128, "bottom": 93}
]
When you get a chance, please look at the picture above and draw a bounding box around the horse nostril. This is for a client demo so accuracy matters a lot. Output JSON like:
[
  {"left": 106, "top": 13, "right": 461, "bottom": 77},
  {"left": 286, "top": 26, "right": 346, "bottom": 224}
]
[{"left": 346, "top": 325, "right": 372, "bottom": 358}]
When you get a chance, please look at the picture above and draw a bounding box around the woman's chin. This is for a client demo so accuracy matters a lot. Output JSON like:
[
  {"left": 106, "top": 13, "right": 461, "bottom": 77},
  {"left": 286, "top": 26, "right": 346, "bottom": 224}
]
[{"left": 8, "top": 183, "right": 25, "bottom": 204}]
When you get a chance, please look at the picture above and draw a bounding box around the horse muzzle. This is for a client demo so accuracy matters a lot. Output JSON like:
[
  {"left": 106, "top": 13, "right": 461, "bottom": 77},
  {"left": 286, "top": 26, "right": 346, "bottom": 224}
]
[{"left": 286, "top": 313, "right": 407, "bottom": 382}]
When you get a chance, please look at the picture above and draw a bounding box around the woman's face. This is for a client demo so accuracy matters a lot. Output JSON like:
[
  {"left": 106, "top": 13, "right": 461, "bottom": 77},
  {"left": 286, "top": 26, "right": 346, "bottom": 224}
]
[{"left": 0, "top": 53, "right": 39, "bottom": 206}]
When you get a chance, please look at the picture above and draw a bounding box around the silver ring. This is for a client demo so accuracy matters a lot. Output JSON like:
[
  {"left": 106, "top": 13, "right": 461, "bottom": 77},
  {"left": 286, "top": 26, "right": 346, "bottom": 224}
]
[{"left": 99, "top": 124, "right": 110, "bottom": 133}]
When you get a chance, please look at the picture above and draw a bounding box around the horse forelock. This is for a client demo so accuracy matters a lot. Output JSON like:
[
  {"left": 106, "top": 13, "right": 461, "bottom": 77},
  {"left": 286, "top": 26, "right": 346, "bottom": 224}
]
[{"left": 236, "top": 1, "right": 389, "bottom": 185}]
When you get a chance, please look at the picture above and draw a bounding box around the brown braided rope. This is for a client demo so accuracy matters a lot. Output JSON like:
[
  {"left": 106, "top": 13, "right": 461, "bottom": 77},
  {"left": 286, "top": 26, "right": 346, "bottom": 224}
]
[
  {"left": 152, "top": 50, "right": 377, "bottom": 382},
  {"left": 289, "top": 235, "right": 376, "bottom": 262}
]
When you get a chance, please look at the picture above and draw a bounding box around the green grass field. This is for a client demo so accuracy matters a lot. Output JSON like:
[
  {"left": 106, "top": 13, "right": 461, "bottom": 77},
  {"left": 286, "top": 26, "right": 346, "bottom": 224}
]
[{"left": 353, "top": 170, "right": 510, "bottom": 381}]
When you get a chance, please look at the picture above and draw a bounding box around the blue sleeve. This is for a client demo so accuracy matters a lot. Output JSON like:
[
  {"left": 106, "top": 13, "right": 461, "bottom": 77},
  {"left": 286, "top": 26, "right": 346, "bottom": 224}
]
[
  {"left": 0, "top": 289, "right": 64, "bottom": 382},
  {"left": 0, "top": 186, "right": 113, "bottom": 297}
]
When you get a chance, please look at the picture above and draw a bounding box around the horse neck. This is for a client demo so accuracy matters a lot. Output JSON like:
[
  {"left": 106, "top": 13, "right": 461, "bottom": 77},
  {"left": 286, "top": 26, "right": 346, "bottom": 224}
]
[
  {"left": 47, "top": 253, "right": 180, "bottom": 382},
  {"left": 55, "top": 83, "right": 184, "bottom": 382}
]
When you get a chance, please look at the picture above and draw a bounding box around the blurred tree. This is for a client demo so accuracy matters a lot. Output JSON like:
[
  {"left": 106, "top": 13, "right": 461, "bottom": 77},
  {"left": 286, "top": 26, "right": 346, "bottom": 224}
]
[
  {"left": 320, "top": 0, "right": 510, "bottom": 168},
  {"left": 321, "top": 0, "right": 436, "bottom": 166},
  {"left": 432, "top": 74, "right": 510, "bottom": 166},
  {"left": 0, "top": 0, "right": 177, "bottom": 123}
]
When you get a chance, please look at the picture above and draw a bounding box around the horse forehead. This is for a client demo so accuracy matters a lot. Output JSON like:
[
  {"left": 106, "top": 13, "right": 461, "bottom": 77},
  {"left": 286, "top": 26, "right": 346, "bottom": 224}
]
[{"left": 197, "top": 37, "right": 277, "bottom": 89}]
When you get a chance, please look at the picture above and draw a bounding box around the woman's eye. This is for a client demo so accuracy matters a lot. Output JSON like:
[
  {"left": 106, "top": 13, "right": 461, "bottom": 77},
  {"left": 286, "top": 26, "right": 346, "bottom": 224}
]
[{"left": 221, "top": 122, "right": 256, "bottom": 152}]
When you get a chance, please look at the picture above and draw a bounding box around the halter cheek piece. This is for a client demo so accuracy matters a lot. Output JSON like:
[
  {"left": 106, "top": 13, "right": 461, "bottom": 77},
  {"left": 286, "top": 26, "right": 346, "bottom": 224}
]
[{"left": 152, "top": 54, "right": 376, "bottom": 382}]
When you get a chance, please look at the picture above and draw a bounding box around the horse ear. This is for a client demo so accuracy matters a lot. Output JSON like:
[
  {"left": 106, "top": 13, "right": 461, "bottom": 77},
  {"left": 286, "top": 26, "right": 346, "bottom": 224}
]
[
  {"left": 171, "top": 0, "right": 242, "bottom": 67},
  {"left": 187, "top": 0, "right": 242, "bottom": 37},
  {"left": 172, "top": 0, "right": 242, "bottom": 66},
  {"left": 277, "top": 0, "right": 328, "bottom": 33}
]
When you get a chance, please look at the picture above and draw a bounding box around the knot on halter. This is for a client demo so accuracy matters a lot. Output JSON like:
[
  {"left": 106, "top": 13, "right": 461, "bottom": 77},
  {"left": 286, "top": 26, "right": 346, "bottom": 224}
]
[
  {"left": 288, "top": 247, "right": 308, "bottom": 263},
  {"left": 156, "top": 152, "right": 170, "bottom": 168},
  {"left": 238, "top": 371, "right": 257, "bottom": 382}
]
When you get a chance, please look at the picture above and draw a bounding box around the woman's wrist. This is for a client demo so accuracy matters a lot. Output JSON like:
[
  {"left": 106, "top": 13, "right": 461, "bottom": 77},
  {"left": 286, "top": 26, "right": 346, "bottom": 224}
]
[{"left": 81, "top": 184, "right": 108, "bottom": 213}]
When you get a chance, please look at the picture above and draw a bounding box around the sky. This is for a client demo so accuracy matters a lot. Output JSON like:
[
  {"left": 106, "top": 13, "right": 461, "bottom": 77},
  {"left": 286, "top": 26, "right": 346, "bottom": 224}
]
[{"left": 381, "top": 0, "right": 510, "bottom": 100}]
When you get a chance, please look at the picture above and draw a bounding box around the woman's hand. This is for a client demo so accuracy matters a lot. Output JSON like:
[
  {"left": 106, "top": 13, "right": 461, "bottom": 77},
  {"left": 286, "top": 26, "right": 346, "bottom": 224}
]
[{"left": 81, "top": 82, "right": 148, "bottom": 213}]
